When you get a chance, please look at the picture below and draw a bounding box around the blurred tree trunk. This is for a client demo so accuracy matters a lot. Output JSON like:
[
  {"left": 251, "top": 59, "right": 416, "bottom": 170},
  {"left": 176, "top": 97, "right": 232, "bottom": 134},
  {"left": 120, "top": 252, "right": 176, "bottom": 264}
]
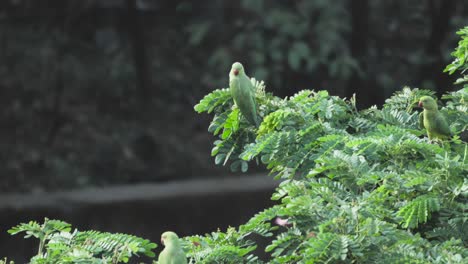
[
  {"left": 418, "top": 0, "right": 455, "bottom": 95},
  {"left": 126, "top": 0, "right": 151, "bottom": 101},
  {"left": 347, "top": 0, "right": 382, "bottom": 108}
]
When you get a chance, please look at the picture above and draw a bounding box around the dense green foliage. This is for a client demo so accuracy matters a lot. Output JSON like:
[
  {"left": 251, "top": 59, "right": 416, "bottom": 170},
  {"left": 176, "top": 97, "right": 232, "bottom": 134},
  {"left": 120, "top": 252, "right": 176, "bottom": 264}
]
[
  {"left": 445, "top": 26, "right": 468, "bottom": 91},
  {"left": 188, "top": 32, "right": 468, "bottom": 262},
  {"left": 191, "top": 84, "right": 467, "bottom": 263},
  {"left": 7, "top": 218, "right": 156, "bottom": 264}
]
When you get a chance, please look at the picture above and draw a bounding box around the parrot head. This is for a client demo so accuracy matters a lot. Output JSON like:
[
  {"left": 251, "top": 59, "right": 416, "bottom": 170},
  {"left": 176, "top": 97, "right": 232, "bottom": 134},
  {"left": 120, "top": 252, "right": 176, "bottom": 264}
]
[
  {"left": 161, "top": 231, "right": 180, "bottom": 246},
  {"left": 418, "top": 96, "right": 438, "bottom": 110},
  {"left": 231, "top": 62, "right": 245, "bottom": 77}
]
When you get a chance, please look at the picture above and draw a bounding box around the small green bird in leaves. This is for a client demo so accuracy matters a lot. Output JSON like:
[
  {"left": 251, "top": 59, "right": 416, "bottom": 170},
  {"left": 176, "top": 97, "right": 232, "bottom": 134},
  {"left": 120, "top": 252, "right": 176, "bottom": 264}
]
[
  {"left": 418, "top": 96, "right": 452, "bottom": 141},
  {"left": 229, "top": 62, "right": 260, "bottom": 127},
  {"left": 158, "top": 231, "right": 187, "bottom": 264}
]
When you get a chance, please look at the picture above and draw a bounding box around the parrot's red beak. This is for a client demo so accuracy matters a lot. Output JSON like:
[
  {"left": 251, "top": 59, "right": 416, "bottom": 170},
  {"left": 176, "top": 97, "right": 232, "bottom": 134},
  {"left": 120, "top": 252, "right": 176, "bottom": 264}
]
[
  {"left": 233, "top": 69, "right": 239, "bottom": 76},
  {"left": 418, "top": 101, "right": 423, "bottom": 108}
]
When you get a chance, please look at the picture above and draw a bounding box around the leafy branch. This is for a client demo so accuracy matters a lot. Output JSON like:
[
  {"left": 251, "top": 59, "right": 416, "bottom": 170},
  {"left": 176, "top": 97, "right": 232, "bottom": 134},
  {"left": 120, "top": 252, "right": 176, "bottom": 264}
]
[
  {"left": 8, "top": 218, "right": 156, "bottom": 264},
  {"left": 189, "top": 28, "right": 468, "bottom": 263}
]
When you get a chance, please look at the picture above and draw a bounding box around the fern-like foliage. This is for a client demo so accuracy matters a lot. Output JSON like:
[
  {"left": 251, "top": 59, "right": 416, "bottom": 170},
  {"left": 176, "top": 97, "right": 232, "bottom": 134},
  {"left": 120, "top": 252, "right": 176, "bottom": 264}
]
[
  {"left": 8, "top": 218, "right": 156, "bottom": 264},
  {"left": 194, "top": 88, "right": 232, "bottom": 114},
  {"left": 397, "top": 195, "right": 441, "bottom": 228},
  {"left": 192, "top": 83, "right": 467, "bottom": 263},
  {"left": 445, "top": 26, "right": 468, "bottom": 85},
  {"left": 183, "top": 227, "right": 261, "bottom": 264},
  {"left": 191, "top": 28, "right": 468, "bottom": 263}
]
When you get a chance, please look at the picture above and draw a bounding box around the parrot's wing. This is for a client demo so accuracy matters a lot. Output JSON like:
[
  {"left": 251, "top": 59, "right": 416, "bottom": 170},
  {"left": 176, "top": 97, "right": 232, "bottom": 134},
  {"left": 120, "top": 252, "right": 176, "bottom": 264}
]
[
  {"left": 419, "top": 112, "right": 424, "bottom": 129},
  {"left": 247, "top": 76, "right": 256, "bottom": 92},
  {"left": 247, "top": 92, "right": 259, "bottom": 126},
  {"left": 240, "top": 76, "right": 260, "bottom": 126},
  {"left": 433, "top": 113, "right": 452, "bottom": 137},
  {"left": 239, "top": 74, "right": 254, "bottom": 94},
  {"left": 174, "top": 251, "right": 188, "bottom": 264}
]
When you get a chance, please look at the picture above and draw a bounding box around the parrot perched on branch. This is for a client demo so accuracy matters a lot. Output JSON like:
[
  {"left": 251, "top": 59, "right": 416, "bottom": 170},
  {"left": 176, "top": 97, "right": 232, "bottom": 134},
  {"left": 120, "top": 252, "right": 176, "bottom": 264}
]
[
  {"left": 418, "top": 96, "right": 452, "bottom": 140},
  {"left": 229, "top": 62, "right": 260, "bottom": 127},
  {"left": 158, "top": 231, "right": 187, "bottom": 264}
]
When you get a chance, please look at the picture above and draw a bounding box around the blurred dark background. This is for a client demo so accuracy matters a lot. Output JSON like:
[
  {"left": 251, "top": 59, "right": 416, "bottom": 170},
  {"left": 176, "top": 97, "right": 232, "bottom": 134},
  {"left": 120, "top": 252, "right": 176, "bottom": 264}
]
[{"left": 0, "top": 0, "right": 467, "bottom": 261}]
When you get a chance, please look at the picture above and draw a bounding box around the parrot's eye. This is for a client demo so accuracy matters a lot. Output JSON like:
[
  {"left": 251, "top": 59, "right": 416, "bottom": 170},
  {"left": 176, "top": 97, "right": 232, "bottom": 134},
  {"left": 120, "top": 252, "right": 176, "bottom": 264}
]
[{"left": 233, "top": 69, "right": 239, "bottom": 76}]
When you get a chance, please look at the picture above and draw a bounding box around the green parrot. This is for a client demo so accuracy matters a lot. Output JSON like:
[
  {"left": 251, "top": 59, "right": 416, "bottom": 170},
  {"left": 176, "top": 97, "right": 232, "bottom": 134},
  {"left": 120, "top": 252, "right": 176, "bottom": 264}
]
[
  {"left": 158, "top": 231, "right": 187, "bottom": 264},
  {"left": 229, "top": 62, "right": 260, "bottom": 127},
  {"left": 418, "top": 96, "right": 452, "bottom": 140}
]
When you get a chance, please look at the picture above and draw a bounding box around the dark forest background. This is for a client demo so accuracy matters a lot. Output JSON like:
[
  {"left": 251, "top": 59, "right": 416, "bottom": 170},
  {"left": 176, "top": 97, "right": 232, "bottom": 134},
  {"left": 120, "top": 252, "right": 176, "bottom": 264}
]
[{"left": 1, "top": 0, "right": 467, "bottom": 193}]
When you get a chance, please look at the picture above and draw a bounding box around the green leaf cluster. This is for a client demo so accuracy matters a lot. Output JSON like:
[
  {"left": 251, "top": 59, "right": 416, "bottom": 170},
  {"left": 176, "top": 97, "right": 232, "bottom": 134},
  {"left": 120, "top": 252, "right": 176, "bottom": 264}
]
[
  {"left": 7, "top": 218, "right": 156, "bottom": 264},
  {"left": 182, "top": 227, "right": 260, "bottom": 264},
  {"left": 445, "top": 26, "right": 468, "bottom": 88},
  {"left": 191, "top": 33, "right": 468, "bottom": 262}
]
